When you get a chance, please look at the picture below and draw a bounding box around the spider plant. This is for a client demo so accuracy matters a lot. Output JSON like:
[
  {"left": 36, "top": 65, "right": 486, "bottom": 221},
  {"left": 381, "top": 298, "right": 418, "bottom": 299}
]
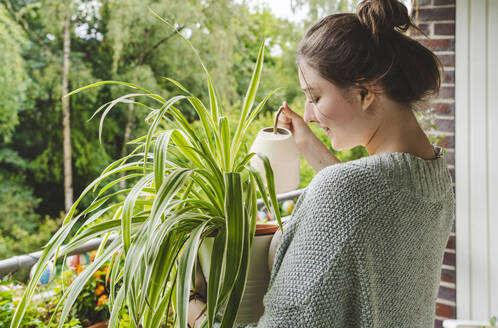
[{"left": 10, "top": 13, "right": 282, "bottom": 328}]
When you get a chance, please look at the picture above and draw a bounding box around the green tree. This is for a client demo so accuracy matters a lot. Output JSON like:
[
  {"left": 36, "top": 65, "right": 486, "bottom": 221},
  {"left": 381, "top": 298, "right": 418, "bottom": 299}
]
[
  {"left": 0, "top": 4, "right": 27, "bottom": 142},
  {"left": 0, "top": 0, "right": 367, "bottom": 265},
  {"left": 292, "top": 0, "right": 359, "bottom": 22}
]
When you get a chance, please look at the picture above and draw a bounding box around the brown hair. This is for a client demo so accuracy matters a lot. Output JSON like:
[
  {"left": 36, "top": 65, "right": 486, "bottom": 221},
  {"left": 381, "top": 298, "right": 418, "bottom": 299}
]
[{"left": 297, "top": 0, "right": 442, "bottom": 107}]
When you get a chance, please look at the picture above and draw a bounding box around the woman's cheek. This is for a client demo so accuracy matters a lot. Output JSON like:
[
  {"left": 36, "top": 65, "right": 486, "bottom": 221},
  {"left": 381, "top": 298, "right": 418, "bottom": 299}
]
[
  {"left": 317, "top": 99, "right": 353, "bottom": 125},
  {"left": 333, "top": 99, "right": 357, "bottom": 124}
]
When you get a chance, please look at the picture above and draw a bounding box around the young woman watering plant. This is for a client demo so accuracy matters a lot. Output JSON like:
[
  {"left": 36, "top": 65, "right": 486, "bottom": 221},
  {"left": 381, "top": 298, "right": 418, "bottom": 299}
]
[{"left": 189, "top": 0, "right": 454, "bottom": 326}]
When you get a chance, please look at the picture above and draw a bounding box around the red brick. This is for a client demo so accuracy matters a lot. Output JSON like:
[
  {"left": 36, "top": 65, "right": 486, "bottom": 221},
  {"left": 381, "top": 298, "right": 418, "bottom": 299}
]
[
  {"left": 445, "top": 235, "right": 456, "bottom": 249},
  {"left": 437, "top": 86, "right": 455, "bottom": 99},
  {"left": 441, "top": 268, "right": 456, "bottom": 283},
  {"left": 444, "top": 151, "right": 455, "bottom": 166},
  {"left": 434, "top": 0, "right": 456, "bottom": 5},
  {"left": 438, "top": 285, "right": 456, "bottom": 300},
  {"left": 435, "top": 23, "right": 455, "bottom": 35},
  {"left": 418, "top": 7, "right": 455, "bottom": 21},
  {"left": 443, "top": 70, "right": 455, "bottom": 83},
  {"left": 419, "top": 38, "right": 455, "bottom": 51},
  {"left": 438, "top": 54, "right": 455, "bottom": 67},
  {"left": 443, "top": 252, "right": 456, "bottom": 266},
  {"left": 436, "top": 302, "right": 456, "bottom": 318},
  {"left": 431, "top": 103, "right": 455, "bottom": 114},
  {"left": 413, "top": 23, "right": 432, "bottom": 36},
  {"left": 434, "top": 118, "right": 455, "bottom": 132}
]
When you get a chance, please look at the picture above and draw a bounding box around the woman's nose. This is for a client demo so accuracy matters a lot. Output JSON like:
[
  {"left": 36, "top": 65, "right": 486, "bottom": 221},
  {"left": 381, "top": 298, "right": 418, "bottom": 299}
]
[{"left": 303, "top": 103, "right": 318, "bottom": 124}]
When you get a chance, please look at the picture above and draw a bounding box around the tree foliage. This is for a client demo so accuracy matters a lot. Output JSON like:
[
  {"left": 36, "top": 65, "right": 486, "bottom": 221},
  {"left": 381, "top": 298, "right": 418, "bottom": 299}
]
[
  {"left": 0, "top": 4, "right": 27, "bottom": 142},
  {"left": 0, "top": 0, "right": 366, "bottom": 264}
]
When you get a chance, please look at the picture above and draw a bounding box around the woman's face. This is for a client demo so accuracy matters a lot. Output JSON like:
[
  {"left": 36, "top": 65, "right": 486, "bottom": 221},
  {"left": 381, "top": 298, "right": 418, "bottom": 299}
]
[{"left": 297, "top": 61, "right": 376, "bottom": 150}]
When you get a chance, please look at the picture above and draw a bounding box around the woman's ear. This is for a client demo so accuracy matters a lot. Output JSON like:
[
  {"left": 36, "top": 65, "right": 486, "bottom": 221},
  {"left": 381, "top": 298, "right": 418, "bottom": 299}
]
[{"left": 357, "top": 84, "right": 376, "bottom": 111}]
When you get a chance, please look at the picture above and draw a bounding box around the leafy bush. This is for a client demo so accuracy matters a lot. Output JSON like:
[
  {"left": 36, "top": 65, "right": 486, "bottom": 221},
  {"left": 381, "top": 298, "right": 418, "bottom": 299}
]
[
  {"left": 1, "top": 252, "right": 122, "bottom": 327},
  {"left": 0, "top": 280, "right": 81, "bottom": 328},
  {"left": 0, "top": 173, "right": 62, "bottom": 281}
]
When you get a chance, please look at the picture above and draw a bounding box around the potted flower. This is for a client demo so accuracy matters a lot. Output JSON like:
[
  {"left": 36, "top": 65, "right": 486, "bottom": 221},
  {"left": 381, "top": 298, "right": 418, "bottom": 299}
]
[{"left": 10, "top": 12, "right": 284, "bottom": 328}]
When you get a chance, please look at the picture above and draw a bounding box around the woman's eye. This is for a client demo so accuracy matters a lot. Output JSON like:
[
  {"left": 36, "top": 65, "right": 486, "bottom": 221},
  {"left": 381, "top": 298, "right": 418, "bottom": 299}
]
[{"left": 308, "top": 97, "right": 320, "bottom": 103}]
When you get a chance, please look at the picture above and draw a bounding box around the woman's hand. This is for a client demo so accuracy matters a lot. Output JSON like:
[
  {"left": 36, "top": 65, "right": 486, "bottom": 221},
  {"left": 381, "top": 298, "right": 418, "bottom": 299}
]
[
  {"left": 277, "top": 102, "right": 341, "bottom": 171},
  {"left": 188, "top": 298, "right": 206, "bottom": 328},
  {"left": 277, "top": 101, "right": 315, "bottom": 150}
]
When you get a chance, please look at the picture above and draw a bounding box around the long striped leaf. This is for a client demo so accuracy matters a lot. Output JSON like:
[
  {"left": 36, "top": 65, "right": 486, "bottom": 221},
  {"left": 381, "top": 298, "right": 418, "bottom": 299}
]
[
  {"left": 65, "top": 80, "right": 166, "bottom": 103},
  {"left": 108, "top": 284, "right": 126, "bottom": 328},
  {"left": 219, "top": 117, "right": 231, "bottom": 171},
  {"left": 122, "top": 173, "right": 154, "bottom": 254},
  {"left": 218, "top": 173, "right": 244, "bottom": 303},
  {"left": 96, "top": 93, "right": 150, "bottom": 143},
  {"left": 143, "top": 95, "right": 187, "bottom": 169},
  {"left": 147, "top": 168, "right": 192, "bottom": 237},
  {"left": 177, "top": 219, "right": 213, "bottom": 328},
  {"left": 57, "top": 238, "right": 121, "bottom": 327},
  {"left": 154, "top": 130, "right": 174, "bottom": 191},
  {"left": 207, "top": 76, "right": 220, "bottom": 126},
  {"left": 9, "top": 216, "right": 82, "bottom": 328},
  {"left": 219, "top": 211, "right": 251, "bottom": 328},
  {"left": 257, "top": 153, "right": 283, "bottom": 232},
  {"left": 206, "top": 229, "right": 225, "bottom": 328},
  {"left": 231, "top": 41, "right": 265, "bottom": 156}
]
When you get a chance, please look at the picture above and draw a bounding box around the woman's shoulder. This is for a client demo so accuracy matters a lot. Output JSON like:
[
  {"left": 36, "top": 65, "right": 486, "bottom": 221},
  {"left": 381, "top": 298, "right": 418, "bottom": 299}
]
[
  {"left": 305, "top": 160, "right": 388, "bottom": 209},
  {"left": 311, "top": 159, "right": 385, "bottom": 193}
]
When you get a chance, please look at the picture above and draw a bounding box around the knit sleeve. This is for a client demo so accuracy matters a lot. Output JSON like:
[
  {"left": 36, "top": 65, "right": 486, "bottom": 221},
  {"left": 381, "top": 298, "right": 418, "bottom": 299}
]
[{"left": 252, "top": 164, "right": 385, "bottom": 327}]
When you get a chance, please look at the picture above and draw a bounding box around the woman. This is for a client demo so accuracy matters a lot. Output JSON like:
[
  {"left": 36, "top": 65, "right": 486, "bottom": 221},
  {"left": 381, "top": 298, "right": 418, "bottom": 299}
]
[{"left": 189, "top": 0, "right": 455, "bottom": 326}]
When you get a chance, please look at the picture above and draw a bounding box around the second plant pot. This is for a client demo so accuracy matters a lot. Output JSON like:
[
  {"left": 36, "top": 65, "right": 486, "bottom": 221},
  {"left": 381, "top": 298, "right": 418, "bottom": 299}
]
[{"left": 198, "top": 220, "right": 284, "bottom": 324}]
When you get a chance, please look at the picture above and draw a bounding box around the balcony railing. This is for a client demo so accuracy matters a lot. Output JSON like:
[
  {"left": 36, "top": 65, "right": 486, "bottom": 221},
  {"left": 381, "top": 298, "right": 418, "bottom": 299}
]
[{"left": 0, "top": 188, "right": 305, "bottom": 276}]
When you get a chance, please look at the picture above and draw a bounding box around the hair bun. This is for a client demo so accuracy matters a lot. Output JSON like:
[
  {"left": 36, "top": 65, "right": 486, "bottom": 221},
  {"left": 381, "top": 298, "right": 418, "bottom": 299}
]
[{"left": 357, "top": 0, "right": 412, "bottom": 44}]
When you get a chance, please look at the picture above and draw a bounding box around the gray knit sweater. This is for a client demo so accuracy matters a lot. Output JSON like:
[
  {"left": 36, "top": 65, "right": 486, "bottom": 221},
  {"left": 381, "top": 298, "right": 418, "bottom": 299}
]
[{"left": 227, "top": 147, "right": 454, "bottom": 327}]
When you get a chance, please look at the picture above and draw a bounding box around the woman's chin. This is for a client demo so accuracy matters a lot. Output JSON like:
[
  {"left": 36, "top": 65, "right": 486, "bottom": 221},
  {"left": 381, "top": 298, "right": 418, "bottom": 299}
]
[
  {"left": 328, "top": 131, "right": 354, "bottom": 151},
  {"left": 330, "top": 138, "right": 343, "bottom": 150},
  {"left": 330, "top": 138, "right": 352, "bottom": 151}
]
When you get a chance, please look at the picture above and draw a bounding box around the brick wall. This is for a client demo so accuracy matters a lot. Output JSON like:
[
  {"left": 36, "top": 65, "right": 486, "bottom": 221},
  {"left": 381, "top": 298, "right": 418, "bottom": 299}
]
[{"left": 412, "top": 0, "right": 456, "bottom": 327}]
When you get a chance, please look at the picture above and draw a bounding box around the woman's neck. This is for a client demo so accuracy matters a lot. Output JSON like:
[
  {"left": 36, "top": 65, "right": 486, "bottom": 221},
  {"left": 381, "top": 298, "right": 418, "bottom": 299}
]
[{"left": 365, "top": 104, "right": 436, "bottom": 160}]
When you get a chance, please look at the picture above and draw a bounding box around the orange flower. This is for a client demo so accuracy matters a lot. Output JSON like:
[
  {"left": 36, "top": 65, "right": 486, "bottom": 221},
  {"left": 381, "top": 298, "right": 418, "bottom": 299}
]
[
  {"left": 93, "top": 270, "right": 102, "bottom": 280},
  {"left": 75, "top": 265, "right": 84, "bottom": 274},
  {"left": 94, "top": 285, "right": 105, "bottom": 296},
  {"left": 97, "top": 294, "right": 108, "bottom": 307}
]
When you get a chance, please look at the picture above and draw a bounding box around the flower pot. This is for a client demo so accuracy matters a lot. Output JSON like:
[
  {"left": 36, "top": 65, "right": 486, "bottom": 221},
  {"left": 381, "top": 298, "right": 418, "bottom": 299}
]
[
  {"left": 86, "top": 321, "right": 108, "bottom": 328},
  {"left": 249, "top": 127, "right": 300, "bottom": 194},
  {"left": 198, "top": 220, "right": 284, "bottom": 324}
]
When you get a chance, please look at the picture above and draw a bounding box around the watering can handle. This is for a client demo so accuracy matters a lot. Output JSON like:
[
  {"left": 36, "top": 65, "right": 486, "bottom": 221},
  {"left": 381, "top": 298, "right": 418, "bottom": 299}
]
[{"left": 273, "top": 106, "right": 284, "bottom": 134}]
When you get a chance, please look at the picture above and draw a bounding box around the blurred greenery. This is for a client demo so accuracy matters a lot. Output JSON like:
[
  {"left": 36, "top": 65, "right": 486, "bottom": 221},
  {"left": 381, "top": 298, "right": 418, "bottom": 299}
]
[{"left": 0, "top": 0, "right": 369, "bottom": 267}]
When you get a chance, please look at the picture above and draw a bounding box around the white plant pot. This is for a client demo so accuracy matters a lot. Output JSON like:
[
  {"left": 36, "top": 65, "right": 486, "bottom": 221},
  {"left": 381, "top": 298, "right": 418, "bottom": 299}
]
[
  {"left": 198, "top": 221, "right": 281, "bottom": 324},
  {"left": 249, "top": 127, "right": 300, "bottom": 194}
]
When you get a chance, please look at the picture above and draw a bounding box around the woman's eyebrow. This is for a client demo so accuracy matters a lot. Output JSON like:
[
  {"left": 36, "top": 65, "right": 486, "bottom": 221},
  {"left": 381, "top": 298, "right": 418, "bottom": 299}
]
[{"left": 301, "top": 87, "right": 317, "bottom": 92}]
